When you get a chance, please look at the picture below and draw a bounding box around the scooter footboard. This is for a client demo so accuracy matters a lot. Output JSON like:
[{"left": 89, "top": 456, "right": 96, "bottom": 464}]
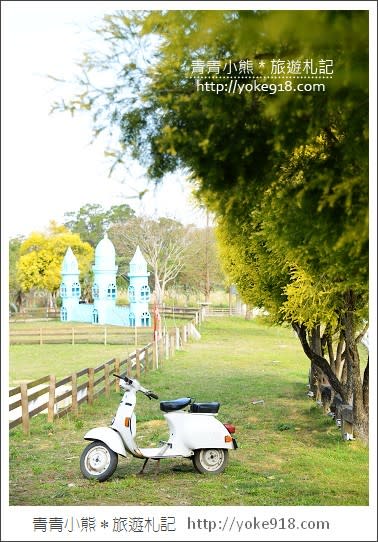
[{"left": 84, "top": 427, "right": 128, "bottom": 457}]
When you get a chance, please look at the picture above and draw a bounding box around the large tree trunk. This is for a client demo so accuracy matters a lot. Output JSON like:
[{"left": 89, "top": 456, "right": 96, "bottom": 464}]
[
  {"left": 335, "top": 333, "right": 345, "bottom": 381},
  {"left": 293, "top": 323, "right": 347, "bottom": 402},
  {"left": 344, "top": 343, "right": 368, "bottom": 442},
  {"left": 154, "top": 272, "right": 163, "bottom": 306},
  {"left": 363, "top": 358, "right": 369, "bottom": 415},
  {"left": 342, "top": 291, "right": 368, "bottom": 443},
  {"left": 325, "top": 329, "right": 336, "bottom": 374},
  {"left": 308, "top": 325, "right": 322, "bottom": 395}
]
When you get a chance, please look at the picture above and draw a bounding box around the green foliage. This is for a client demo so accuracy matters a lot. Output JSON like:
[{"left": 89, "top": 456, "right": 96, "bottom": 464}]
[
  {"left": 216, "top": 216, "right": 291, "bottom": 322},
  {"left": 64, "top": 203, "right": 135, "bottom": 247},
  {"left": 178, "top": 224, "right": 226, "bottom": 299},
  {"left": 280, "top": 267, "right": 338, "bottom": 331},
  {"left": 9, "top": 236, "right": 25, "bottom": 308},
  {"left": 52, "top": 9, "right": 368, "bottom": 330}
]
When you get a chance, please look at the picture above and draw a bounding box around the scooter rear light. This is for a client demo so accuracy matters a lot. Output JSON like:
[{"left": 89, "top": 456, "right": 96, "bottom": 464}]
[
  {"left": 224, "top": 423, "right": 236, "bottom": 434},
  {"left": 225, "top": 435, "right": 233, "bottom": 443}
]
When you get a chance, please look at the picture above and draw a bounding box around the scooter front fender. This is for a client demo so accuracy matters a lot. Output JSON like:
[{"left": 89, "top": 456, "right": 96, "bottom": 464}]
[{"left": 84, "top": 427, "right": 128, "bottom": 457}]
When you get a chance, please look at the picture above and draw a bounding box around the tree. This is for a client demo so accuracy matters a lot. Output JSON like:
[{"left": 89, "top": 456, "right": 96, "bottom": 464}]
[
  {"left": 53, "top": 10, "right": 369, "bottom": 439},
  {"left": 261, "top": 131, "right": 368, "bottom": 436},
  {"left": 17, "top": 222, "right": 94, "bottom": 308},
  {"left": 179, "top": 224, "right": 227, "bottom": 303},
  {"left": 109, "top": 216, "right": 191, "bottom": 305},
  {"left": 216, "top": 130, "right": 369, "bottom": 436},
  {"left": 64, "top": 203, "right": 135, "bottom": 247},
  {"left": 9, "top": 236, "right": 25, "bottom": 312}
]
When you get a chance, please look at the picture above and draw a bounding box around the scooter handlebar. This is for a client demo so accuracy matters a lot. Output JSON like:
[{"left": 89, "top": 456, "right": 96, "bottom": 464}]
[
  {"left": 113, "top": 373, "right": 133, "bottom": 385},
  {"left": 113, "top": 374, "right": 158, "bottom": 399}
]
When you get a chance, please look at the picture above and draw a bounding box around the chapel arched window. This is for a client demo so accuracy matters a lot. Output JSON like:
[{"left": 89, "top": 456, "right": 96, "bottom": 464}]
[
  {"left": 60, "top": 283, "right": 67, "bottom": 298},
  {"left": 72, "top": 282, "right": 81, "bottom": 297},
  {"left": 128, "top": 285, "right": 135, "bottom": 302},
  {"left": 140, "top": 285, "right": 150, "bottom": 302},
  {"left": 107, "top": 283, "right": 116, "bottom": 299}
]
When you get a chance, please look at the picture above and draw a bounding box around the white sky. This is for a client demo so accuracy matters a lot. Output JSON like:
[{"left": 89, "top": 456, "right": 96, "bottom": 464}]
[
  {"left": 1, "top": 1, "right": 208, "bottom": 239},
  {"left": 2, "top": 1, "right": 375, "bottom": 240}
]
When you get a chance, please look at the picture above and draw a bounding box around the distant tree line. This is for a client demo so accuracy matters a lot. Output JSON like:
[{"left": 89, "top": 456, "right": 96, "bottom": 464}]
[{"left": 9, "top": 203, "right": 226, "bottom": 312}]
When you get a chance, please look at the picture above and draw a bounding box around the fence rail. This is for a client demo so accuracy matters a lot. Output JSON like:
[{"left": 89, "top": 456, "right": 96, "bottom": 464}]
[
  {"left": 10, "top": 326, "right": 155, "bottom": 346},
  {"left": 10, "top": 308, "right": 60, "bottom": 322},
  {"left": 160, "top": 307, "right": 200, "bottom": 320},
  {"left": 9, "top": 309, "right": 202, "bottom": 345},
  {"left": 10, "top": 306, "right": 202, "bottom": 324},
  {"left": 9, "top": 321, "right": 200, "bottom": 435},
  {"left": 204, "top": 307, "right": 240, "bottom": 316}
]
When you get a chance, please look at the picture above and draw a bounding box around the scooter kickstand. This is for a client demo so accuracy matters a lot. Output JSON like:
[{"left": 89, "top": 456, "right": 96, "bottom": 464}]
[
  {"left": 138, "top": 458, "right": 160, "bottom": 475},
  {"left": 138, "top": 458, "right": 149, "bottom": 475}
]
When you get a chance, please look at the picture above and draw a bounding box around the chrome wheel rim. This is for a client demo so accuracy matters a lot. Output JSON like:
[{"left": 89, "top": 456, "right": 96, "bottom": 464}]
[
  {"left": 85, "top": 445, "right": 111, "bottom": 475},
  {"left": 199, "top": 449, "right": 224, "bottom": 471}
]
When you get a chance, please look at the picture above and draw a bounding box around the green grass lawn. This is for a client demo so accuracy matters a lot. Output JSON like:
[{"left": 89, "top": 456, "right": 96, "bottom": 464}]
[
  {"left": 9, "top": 344, "right": 135, "bottom": 385},
  {"left": 8, "top": 317, "right": 369, "bottom": 506},
  {"left": 8, "top": 317, "right": 190, "bottom": 385}
]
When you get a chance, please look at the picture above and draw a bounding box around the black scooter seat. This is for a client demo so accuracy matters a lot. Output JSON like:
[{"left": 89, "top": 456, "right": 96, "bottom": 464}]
[{"left": 160, "top": 397, "right": 192, "bottom": 412}]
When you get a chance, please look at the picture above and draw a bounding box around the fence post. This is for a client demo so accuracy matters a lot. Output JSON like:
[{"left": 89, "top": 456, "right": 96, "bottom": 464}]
[
  {"left": 114, "top": 359, "right": 120, "bottom": 392},
  {"left": 158, "top": 336, "right": 164, "bottom": 367},
  {"left": 175, "top": 327, "right": 180, "bottom": 349},
  {"left": 127, "top": 357, "right": 132, "bottom": 378},
  {"left": 20, "top": 382, "right": 30, "bottom": 435},
  {"left": 180, "top": 325, "right": 186, "bottom": 346},
  {"left": 71, "top": 373, "right": 78, "bottom": 415},
  {"left": 165, "top": 333, "right": 170, "bottom": 360},
  {"left": 104, "top": 364, "right": 110, "bottom": 398},
  {"left": 88, "top": 368, "right": 94, "bottom": 405},
  {"left": 153, "top": 333, "right": 158, "bottom": 369},
  {"left": 47, "top": 375, "right": 56, "bottom": 422},
  {"left": 144, "top": 348, "right": 149, "bottom": 372},
  {"left": 170, "top": 333, "right": 175, "bottom": 358},
  {"left": 135, "top": 349, "right": 141, "bottom": 379}
]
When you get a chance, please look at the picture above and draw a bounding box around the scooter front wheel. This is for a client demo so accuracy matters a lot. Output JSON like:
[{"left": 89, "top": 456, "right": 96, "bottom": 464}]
[
  {"left": 192, "top": 448, "right": 229, "bottom": 474},
  {"left": 80, "top": 440, "right": 118, "bottom": 482}
]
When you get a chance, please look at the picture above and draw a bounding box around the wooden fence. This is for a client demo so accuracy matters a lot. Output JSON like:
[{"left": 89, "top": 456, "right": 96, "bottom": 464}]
[
  {"left": 9, "top": 321, "right": 199, "bottom": 435},
  {"left": 9, "top": 325, "right": 154, "bottom": 346},
  {"left": 10, "top": 308, "right": 60, "bottom": 322},
  {"left": 9, "top": 309, "right": 202, "bottom": 346},
  {"left": 10, "top": 306, "right": 201, "bottom": 324}
]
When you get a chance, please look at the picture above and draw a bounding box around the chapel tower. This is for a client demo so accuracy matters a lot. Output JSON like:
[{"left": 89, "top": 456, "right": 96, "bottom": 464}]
[
  {"left": 60, "top": 247, "right": 81, "bottom": 321},
  {"left": 91, "top": 232, "right": 118, "bottom": 324},
  {"left": 127, "top": 246, "right": 151, "bottom": 327}
]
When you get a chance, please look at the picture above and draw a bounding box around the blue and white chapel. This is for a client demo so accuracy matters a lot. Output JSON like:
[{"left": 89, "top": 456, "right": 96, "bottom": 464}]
[{"left": 60, "top": 233, "right": 151, "bottom": 327}]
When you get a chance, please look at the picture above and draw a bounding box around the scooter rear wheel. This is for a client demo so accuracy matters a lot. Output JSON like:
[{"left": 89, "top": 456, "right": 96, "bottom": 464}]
[
  {"left": 80, "top": 440, "right": 118, "bottom": 482},
  {"left": 192, "top": 448, "right": 229, "bottom": 474}
]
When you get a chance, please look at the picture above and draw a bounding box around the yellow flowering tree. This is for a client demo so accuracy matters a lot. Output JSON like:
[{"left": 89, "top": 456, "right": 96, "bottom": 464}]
[{"left": 17, "top": 222, "right": 94, "bottom": 308}]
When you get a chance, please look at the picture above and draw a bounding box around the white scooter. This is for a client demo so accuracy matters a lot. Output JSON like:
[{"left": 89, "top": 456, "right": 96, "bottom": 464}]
[{"left": 80, "top": 374, "right": 237, "bottom": 481}]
